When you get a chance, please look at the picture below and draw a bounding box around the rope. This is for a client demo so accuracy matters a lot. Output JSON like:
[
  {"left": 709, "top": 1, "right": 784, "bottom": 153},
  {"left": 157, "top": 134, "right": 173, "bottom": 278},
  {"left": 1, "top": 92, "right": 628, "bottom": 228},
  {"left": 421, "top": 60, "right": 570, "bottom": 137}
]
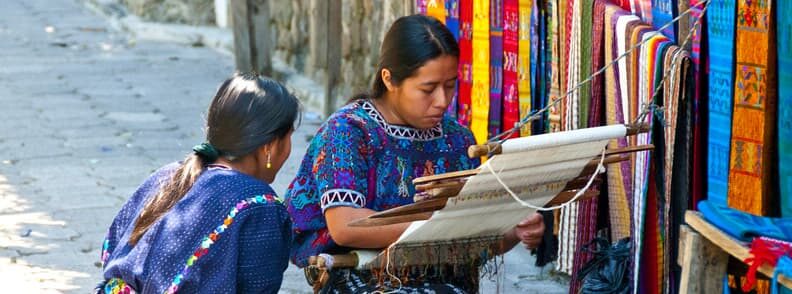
[
  {"left": 486, "top": 0, "right": 711, "bottom": 147},
  {"left": 484, "top": 148, "right": 607, "bottom": 211}
]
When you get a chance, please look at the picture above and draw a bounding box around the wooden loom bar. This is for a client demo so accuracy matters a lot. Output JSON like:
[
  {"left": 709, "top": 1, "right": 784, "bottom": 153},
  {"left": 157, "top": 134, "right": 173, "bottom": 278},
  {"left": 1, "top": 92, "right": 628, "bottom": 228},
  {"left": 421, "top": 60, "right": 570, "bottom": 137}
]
[
  {"left": 467, "top": 123, "right": 651, "bottom": 157},
  {"left": 349, "top": 190, "right": 600, "bottom": 227}
]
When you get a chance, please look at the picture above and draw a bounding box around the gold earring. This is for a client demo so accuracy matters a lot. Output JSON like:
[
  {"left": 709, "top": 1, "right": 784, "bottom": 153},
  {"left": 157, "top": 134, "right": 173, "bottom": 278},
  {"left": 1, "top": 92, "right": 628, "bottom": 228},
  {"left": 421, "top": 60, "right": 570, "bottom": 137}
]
[{"left": 266, "top": 152, "right": 272, "bottom": 169}]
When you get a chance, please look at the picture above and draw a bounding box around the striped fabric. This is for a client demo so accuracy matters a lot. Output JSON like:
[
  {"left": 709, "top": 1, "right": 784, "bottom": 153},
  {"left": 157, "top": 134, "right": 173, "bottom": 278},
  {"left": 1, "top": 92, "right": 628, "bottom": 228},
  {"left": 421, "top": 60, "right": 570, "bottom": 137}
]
[
  {"left": 706, "top": 0, "right": 736, "bottom": 206},
  {"left": 589, "top": 0, "right": 608, "bottom": 127},
  {"left": 604, "top": 3, "right": 632, "bottom": 242},
  {"left": 546, "top": 0, "right": 562, "bottom": 133},
  {"left": 727, "top": 0, "right": 776, "bottom": 216}
]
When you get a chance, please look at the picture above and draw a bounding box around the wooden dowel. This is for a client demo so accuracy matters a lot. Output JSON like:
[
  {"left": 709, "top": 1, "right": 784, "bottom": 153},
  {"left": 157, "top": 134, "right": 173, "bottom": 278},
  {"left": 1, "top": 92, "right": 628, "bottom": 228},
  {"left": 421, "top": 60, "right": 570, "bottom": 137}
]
[
  {"left": 414, "top": 184, "right": 464, "bottom": 202},
  {"left": 415, "top": 180, "right": 465, "bottom": 192},
  {"left": 352, "top": 190, "right": 601, "bottom": 227},
  {"left": 348, "top": 213, "right": 433, "bottom": 227},
  {"left": 369, "top": 198, "right": 447, "bottom": 219},
  {"left": 412, "top": 169, "right": 480, "bottom": 185},
  {"left": 468, "top": 125, "right": 652, "bottom": 158},
  {"left": 308, "top": 253, "right": 359, "bottom": 268}
]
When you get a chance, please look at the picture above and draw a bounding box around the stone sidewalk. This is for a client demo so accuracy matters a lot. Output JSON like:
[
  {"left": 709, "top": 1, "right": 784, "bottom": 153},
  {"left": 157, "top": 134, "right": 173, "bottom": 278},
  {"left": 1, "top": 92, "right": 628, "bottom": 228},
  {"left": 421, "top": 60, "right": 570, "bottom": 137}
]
[{"left": 0, "top": 0, "right": 567, "bottom": 292}]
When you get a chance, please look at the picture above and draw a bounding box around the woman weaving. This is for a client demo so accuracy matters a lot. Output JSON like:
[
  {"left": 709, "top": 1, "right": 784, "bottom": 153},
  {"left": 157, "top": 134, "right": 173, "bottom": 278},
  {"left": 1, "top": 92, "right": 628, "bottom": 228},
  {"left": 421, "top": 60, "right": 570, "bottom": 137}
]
[{"left": 286, "top": 15, "right": 545, "bottom": 293}]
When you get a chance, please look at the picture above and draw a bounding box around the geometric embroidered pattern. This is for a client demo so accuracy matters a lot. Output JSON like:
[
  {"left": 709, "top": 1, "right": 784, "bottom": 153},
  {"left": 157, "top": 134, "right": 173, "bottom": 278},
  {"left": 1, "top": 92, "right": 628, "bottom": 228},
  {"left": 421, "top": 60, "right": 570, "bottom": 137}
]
[
  {"left": 320, "top": 189, "right": 366, "bottom": 212},
  {"left": 359, "top": 100, "right": 444, "bottom": 141}
]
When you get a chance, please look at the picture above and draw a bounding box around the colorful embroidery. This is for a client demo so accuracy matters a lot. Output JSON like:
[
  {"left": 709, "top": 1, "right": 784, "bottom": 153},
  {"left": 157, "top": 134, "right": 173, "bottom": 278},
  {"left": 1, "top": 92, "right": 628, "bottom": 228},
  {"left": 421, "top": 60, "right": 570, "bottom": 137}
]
[
  {"left": 320, "top": 189, "right": 367, "bottom": 211},
  {"left": 286, "top": 100, "right": 478, "bottom": 267},
  {"left": 360, "top": 100, "right": 443, "bottom": 141},
  {"left": 104, "top": 278, "right": 136, "bottom": 294},
  {"left": 101, "top": 236, "right": 111, "bottom": 266},
  {"left": 164, "top": 195, "right": 280, "bottom": 294}
]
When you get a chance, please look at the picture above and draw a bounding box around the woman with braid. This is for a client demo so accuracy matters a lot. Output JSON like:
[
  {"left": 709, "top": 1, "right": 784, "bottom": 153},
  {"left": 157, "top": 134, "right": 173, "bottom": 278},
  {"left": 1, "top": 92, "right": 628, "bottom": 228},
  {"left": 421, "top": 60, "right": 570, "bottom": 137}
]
[{"left": 97, "top": 73, "right": 300, "bottom": 293}]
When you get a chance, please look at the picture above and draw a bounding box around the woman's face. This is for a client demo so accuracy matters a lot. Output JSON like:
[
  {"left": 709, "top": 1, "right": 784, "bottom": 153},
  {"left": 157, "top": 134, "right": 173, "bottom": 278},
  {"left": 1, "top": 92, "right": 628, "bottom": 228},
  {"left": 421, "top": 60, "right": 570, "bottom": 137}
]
[{"left": 385, "top": 54, "right": 458, "bottom": 129}]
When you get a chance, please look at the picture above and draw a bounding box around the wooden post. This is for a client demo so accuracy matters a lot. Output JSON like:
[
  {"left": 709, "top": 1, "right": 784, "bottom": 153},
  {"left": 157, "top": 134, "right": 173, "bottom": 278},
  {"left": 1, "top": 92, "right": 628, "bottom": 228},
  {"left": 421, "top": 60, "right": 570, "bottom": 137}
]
[
  {"left": 324, "top": 0, "right": 342, "bottom": 118},
  {"left": 231, "top": 0, "right": 272, "bottom": 75},
  {"left": 678, "top": 225, "right": 730, "bottom": 293},
  {"left": 309, "top": 0, "right": 328, "bottom": 75}
]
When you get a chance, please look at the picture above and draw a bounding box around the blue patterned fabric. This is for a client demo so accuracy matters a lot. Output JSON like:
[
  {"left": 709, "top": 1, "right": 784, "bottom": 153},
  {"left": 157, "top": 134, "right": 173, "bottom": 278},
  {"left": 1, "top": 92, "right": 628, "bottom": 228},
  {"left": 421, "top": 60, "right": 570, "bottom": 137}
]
[
  {"left": 778, "top": 0, "right": 792, "bottom": 217},
  {"left": 706, "top": 0, "right": 736, "bottom": 207},
  {"left": 286, "top": 99, "right": 479, "bottom": 268},
  {"left": 100, "top": 164, "right": 291, "bottom": 293},
  {"left": 651, "top": 0, "right": 676, "bottom": 41},
  {"left": 698, "top": 200, "right": 792, "bottom": 243}
]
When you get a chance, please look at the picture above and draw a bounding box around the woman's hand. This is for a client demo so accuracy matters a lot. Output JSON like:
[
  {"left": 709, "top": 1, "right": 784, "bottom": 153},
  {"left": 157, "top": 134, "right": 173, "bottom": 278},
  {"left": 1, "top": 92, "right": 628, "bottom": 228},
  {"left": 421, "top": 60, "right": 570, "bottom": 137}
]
[{"left": 513, "top": 213, "right": 545, "bottom": 250}]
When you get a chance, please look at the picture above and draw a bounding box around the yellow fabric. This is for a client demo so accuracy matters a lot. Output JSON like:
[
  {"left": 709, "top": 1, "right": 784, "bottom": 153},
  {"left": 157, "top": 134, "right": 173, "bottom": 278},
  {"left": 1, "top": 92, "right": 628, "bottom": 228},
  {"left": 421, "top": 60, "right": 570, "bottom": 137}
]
[
  {"left": 518, "top": 0, "right": 532, "bottom": 136},
  {"left": 471, "top": 0, "right": 490, "bottom": 144},
  {"left": 426, "top": 0, "right": 447, "bottom": 23},
  {"left": 727, "top": 0, "right": 775, "bottom": 215}
]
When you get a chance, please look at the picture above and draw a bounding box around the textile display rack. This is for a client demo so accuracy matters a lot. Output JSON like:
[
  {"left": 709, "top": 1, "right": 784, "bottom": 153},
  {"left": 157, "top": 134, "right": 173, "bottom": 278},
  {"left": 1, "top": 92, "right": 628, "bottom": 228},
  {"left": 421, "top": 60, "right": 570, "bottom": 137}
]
[{"left": 678, "top": 211, "right": 792, "bottom": 292}]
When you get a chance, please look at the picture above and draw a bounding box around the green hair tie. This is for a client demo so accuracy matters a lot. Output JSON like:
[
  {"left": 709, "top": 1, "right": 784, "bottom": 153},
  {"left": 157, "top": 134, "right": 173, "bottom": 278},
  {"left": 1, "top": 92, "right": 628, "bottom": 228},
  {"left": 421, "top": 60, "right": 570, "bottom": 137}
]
[{"left": 192, "top": 143, "right": 219, "bottom": 162}]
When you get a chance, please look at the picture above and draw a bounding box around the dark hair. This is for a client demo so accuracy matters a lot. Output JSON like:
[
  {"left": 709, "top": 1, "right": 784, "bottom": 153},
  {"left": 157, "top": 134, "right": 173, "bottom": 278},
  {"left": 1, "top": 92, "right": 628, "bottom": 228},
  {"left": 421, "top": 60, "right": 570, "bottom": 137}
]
[
  {"left": 355, "top": 14, "right": 459, "bottom": 101},
  {"left": 129, "top": 73, "right": 301, "bottom": 245}
]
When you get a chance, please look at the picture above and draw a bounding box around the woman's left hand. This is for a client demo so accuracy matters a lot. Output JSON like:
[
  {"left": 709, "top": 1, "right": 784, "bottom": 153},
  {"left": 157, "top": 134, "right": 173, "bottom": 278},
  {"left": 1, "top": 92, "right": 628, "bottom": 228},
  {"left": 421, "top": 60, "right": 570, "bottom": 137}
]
[{"left": 513, "top": 213, "right": 545, "bottom": 250}]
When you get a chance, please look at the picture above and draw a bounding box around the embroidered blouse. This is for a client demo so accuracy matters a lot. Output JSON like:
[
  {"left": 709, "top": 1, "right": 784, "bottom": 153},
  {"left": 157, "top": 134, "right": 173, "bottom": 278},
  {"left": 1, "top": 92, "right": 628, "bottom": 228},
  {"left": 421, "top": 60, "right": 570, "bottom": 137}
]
[
  {"left": 286, "top": 99, "right": 480, "bottom": 267},
  {"left": 100, "top": 163, "right": 291, "bottom": 293}
]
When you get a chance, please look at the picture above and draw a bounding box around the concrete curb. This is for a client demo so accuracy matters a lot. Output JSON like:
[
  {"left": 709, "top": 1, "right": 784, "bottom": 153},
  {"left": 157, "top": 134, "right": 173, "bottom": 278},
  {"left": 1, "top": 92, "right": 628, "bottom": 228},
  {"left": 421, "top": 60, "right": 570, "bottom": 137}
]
[{"left": 79, "top": 0, "right": 327, "bottom": 118}]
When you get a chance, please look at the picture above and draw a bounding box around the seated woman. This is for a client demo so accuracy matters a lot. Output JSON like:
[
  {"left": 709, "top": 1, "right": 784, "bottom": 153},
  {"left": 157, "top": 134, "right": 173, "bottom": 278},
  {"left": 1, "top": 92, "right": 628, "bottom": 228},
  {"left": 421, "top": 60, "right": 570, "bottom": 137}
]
[
  {"left": 97, "top": 73, "right": 301, "bottom": 293},
  {"left": 286, "top": 15, "right": 545, "bottom": 293}
]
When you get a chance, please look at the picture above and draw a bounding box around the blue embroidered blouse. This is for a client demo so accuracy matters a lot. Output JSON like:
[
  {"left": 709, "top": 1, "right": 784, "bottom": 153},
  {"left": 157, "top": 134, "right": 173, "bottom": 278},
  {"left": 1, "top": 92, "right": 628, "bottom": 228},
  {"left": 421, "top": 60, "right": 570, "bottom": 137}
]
[
  {"left": 286, "top": 99, "right": 479, "bottom": 267},
  {"left": 100, "top": 163, "right": 291, "bottom": 293}
]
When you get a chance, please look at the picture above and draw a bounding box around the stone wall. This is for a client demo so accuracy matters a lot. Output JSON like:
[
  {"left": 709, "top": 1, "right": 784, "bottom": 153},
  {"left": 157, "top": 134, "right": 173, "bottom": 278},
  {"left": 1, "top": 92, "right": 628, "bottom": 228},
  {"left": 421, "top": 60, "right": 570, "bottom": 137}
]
[
  {"left": 122, "top": 0, "right": 216, "bottom": 25},
  {"left": 269, "top": 0, "right": 413, "bottom": 107},
  {"left": 119, "top": 0, "right": 414, "bottom": 110}
]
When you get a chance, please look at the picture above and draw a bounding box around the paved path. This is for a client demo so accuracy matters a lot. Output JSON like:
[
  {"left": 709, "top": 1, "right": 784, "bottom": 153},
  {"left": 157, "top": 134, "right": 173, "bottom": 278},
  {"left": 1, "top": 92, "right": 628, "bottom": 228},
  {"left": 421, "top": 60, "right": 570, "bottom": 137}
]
[{"left": 0, "top": 1, "right": 567, "bottom": 292}]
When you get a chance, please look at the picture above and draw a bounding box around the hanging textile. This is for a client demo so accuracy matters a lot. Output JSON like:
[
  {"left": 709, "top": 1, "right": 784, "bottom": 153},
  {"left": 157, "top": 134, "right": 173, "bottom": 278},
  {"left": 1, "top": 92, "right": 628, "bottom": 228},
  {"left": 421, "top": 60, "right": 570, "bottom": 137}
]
[
  {"left": 779, "top": 0, "right": 792, "bottom": 217},
  {"left": 687, "top": 0, "right": 707, "bottom": 211},
  {"left": 604, "top": 3, "right": 633, "bottom": 242},
  {"left": 727, "top": 0, "right": 776, "bottom": 216},
  {"left": 488, "top": 0, "right": 504, "bottom": 138},
  {"left": 568, "top": 2, "right": 598, "bottom": 292},
  {"left": 470, "top": 0, "right": 490, "bottom": 144},
  {"left": 534, "top": 0, "right": 549, "bottom": 135},
  {"left": 503, "top": 0, "right": 520, "bottom": 138},
  {"left": 578, "top": 0, "right": 593, "bottom": 129},
  {"left": 546, "top": 0, "right": 562, "bottom": 133},
  {"left": 518, "top": 0, "right": 532, "bottom": 137},
  {"left": 427, "top": 0, "right": 447, "bottom": 22},
  {"left": 458, "top": 0, "right": 474, "bottom": 126},
  {"left": 706, "top": 0, "right": 736, "bottom": 206},
  {"left": 652, "top": 0, "right": 676, "bottom": 41},
  {"left": 417, "top": 0, "right": 428, "bottom": 14},
  {"left": 590, "top": 0, "right": 608, "bottom": 127},
  {"left": 446, "top": 0, "right": 460, "bottom": 119}
]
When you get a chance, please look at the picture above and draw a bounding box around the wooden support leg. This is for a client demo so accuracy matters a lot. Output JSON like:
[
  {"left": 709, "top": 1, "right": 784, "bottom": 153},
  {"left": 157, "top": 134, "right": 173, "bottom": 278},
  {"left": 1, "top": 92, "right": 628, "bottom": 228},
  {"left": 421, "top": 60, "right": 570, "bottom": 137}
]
[{"left": 678, "top": 225, "right": 729, "bottom": 293}]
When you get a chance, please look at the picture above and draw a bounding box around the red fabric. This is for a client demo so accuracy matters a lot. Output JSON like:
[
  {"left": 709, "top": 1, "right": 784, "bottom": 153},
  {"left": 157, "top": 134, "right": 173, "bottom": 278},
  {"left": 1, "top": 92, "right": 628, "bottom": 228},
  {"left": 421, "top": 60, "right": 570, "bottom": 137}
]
[
  {"left": 743, "top": 237, "right": 792, "bottom": 292},
  {"left": 457, "top": 0, "right": 473, "bottom": 126},
  {"left": 502, "top": 0, "right": 520, "bottom": 138}
]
